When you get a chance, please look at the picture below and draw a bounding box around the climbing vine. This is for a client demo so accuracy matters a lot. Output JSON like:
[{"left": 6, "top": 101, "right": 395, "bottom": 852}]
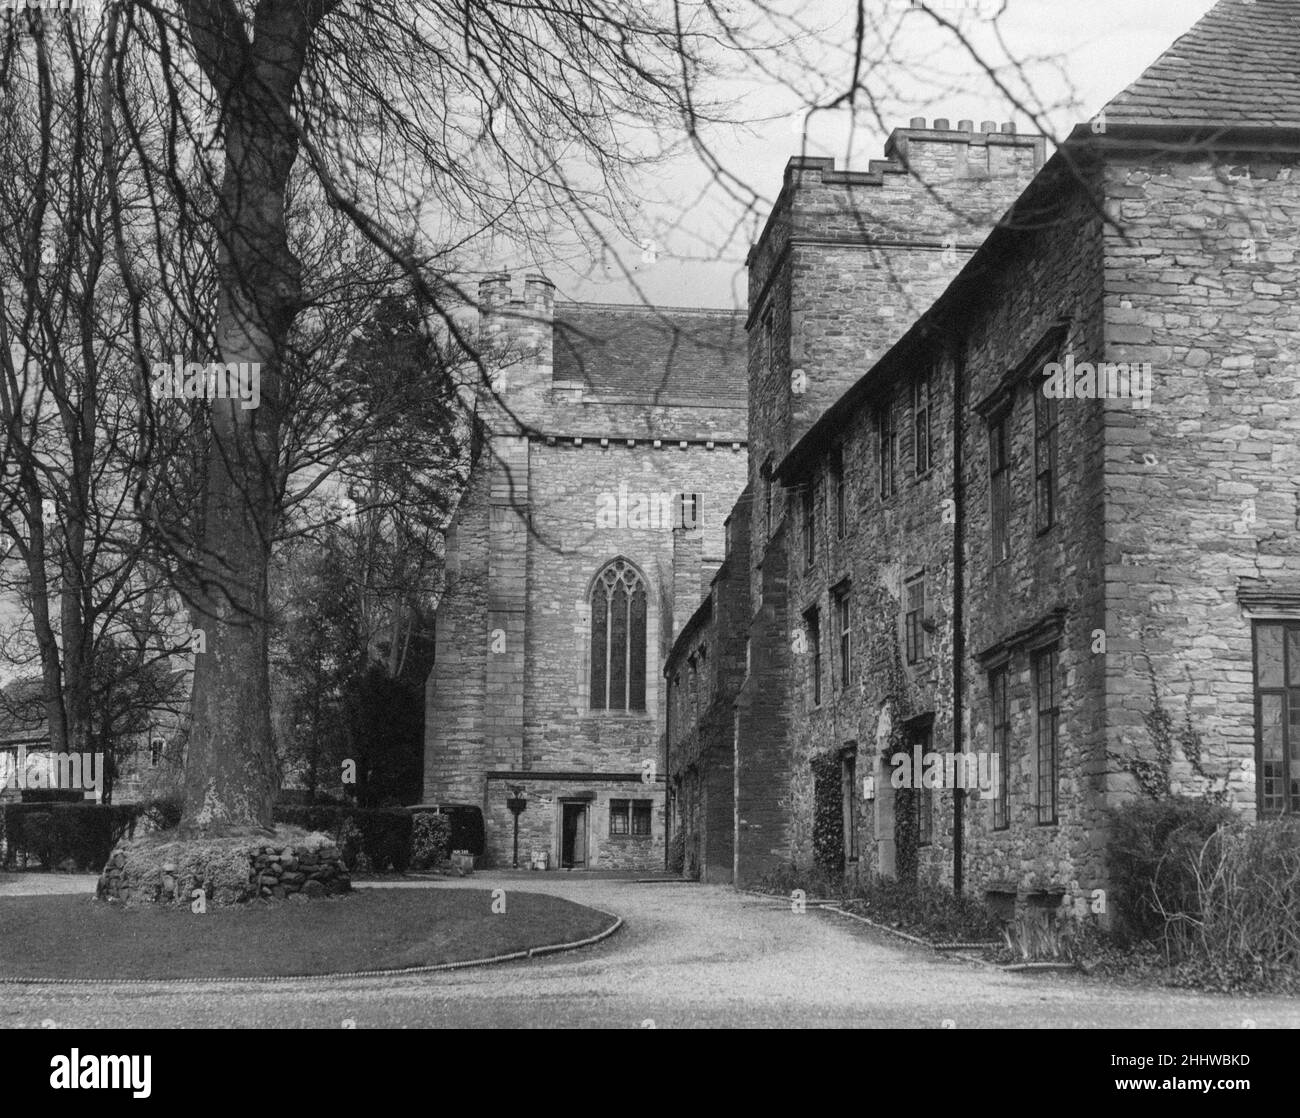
[
  {"left": 858, "top": 571, "right": 922, "bottom": 885},
  {"left": 811, "top": 751, "right": 844, "bottom": 874},
  {"left": 1110, "top": 642, "right": 1228, "bottom": 803}
]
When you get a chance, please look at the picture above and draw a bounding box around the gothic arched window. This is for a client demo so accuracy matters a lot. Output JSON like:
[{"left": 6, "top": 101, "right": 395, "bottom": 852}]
[{"left": 590, "top": 559, "right": 647, "bottom": 711}]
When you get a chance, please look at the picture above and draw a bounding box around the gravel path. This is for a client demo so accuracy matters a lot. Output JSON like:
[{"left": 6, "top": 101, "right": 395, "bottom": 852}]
[{"left": 1, "top": 873, "right": 1297, "bottom": 1028}]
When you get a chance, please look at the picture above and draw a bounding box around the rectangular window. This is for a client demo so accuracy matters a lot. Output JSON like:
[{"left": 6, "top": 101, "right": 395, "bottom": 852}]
[
  {"left": 915, "top": 725, "right": 933, "bottom": 846},
  {"left": 913, "top": 368, "right": 932, "bottom": 476},
  {"left": 835, "top": 585, "right": 852, "bottom": 689},
  {"left": 763, "top": 307, "right": 775, "bottom": 374},
  {"left": 831, "top": 446, "right": 846, "bottom": 539},
  {"left": 632, "top": 800, "right": 652, "bottom": 836},
  {"left": 1034, "top": 647, "right": 1059, "bottom": 824},
  {"left": 904, "top": 577, "right": 925, "bottom": 665},
  {"left": 879, "top": 401, "right": 897, "bottom": 500},
  {"left": 842, "top": 746, "right": 858, "bottom": 862},
  {"left": 990, "top": 667, "right": 1010, "bottom": 830},
  {"left": 610, "top": 799, "right": 630, "bottom": 835},
  {"left": 802, "top": 479, "right": 816, "bottom": 568},
  {"left": 1254, "top": 622, "right": 1300, "bottom": 816},
  {"left": 804, "top": 607, "right": 821, "bottom": 706},
  {"left": 1034, "top": 380, "right": 1057, "bottom": 532},
  {"left": 990, "top": 414, "right": 1011, "bottom": 564},
  {"left": 762, "top": 458, "right": 774, "bottom": 538}
]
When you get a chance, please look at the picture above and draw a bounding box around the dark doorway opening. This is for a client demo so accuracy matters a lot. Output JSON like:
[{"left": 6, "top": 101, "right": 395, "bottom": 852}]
[{"left": 561, "top": 802, "right": 588, "bottom": 868}]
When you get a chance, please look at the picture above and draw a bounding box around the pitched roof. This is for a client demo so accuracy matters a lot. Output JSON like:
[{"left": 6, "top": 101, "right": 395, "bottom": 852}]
[
  {"left": 1102, "top": 0, "right": 1300, "bottom": 128},
  {"left": 552, "top": 304, "right": 746, "bottom": 406}
]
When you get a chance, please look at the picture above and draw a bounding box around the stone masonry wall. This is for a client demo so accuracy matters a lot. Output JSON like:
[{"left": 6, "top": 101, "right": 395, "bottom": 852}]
[
  {"left": 960, "top": 164, "right": 1109, "bottom": 904},
  {"left": 733, "top": 125, "right": 1046, "bottom": 888},
  {"left": 1100, "top": 148, "right": 1300, "bottom": 816},
  {"left": 745, "top": 127, "right": 1046, "bottom": 629},
  {"left": 482, "top": 776, "right": 664, "bottom": 872},
  {"left": 98, "top": 831, "right": 351, "bottom": 906},
  {"left": 426, "top": 285, "right": 749, "bottom": 872},
  {"left": 664, "top": 488, "right": 751, "bottom": 883}
]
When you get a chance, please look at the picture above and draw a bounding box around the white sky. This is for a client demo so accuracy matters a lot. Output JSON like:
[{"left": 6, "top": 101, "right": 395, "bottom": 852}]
[{"left": 523, "top": 0, "right": 1219, "bottom": 310}]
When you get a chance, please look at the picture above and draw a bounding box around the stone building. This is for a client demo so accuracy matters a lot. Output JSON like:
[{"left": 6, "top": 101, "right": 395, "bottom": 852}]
[
  {"left": 667, "top": 0, "right": 1300, "bottom": 913},
  {"left": 668, "top": 118, "right": 1046, "bottom": 883},
  {"left": 424, "top": 275, "right": 747, "bottom": 869}
]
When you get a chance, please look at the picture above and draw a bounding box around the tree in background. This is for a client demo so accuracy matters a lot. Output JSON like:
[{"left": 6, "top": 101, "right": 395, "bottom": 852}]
[
  {"left": 274, "top": 290, "right": 454, "bottom": 807},
  {"left": 3, "top": 0, "right": 1088, "bottom": 836}
]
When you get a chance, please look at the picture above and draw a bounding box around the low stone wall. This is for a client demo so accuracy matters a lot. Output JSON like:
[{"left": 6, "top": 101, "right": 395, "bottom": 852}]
[{"left": 97, "top": 828, "right": 351, "bottom": 906}]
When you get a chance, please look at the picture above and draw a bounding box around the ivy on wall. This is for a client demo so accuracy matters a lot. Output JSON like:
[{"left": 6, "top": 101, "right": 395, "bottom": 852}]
[
  {"left": 859, "top": 571, "right": 923, "bottom": 887},
  {"left": 811, "top": 751, "right": 844, "bottom": 874},
  {"left": 1110, "top": 643, "right": 1229, "bottom": 804}
]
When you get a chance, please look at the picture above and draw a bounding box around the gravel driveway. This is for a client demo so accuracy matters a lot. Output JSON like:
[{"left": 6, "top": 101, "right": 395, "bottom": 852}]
[{"left": 2, "top": 873, "right": 1297, "bottom": 1028}]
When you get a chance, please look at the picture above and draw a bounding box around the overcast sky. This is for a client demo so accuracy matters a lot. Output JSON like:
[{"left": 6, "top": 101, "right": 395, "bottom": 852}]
[{"left": 519, "top": 0, "right": 1219, "bottom": 311}]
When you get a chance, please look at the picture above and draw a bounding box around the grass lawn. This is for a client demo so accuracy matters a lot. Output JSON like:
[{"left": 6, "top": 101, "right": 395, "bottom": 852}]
[{"left": 0, "top": 888, "right": 615, "bottom": 980}]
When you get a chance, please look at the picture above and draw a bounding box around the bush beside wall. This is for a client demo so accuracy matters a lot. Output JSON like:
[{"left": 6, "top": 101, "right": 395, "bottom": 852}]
[
  {"left": 1, "top": 803, "right": 143, "bottom": 871},
  {"left": 273, "top": 805, "right": 412, "bottom": 872},
  {"left": 1106, "top": 797, "right": 1237, "bottom": 944},
  {"left": 410, "top": 812, "right": 452, "bottom": 870}
]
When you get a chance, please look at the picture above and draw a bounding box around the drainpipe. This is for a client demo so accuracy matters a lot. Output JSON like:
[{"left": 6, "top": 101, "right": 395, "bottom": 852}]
[{"left": 951, "top": 336, "right": 966, "bottom": 897}]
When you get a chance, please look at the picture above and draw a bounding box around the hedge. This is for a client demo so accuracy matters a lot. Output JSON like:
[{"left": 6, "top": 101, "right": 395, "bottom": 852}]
[
  {"left": 430, "top": 805, "right": 485, "bottom": 858},
  {"left": 273, "top": 805, "right": 412, "bottom": 872},
  {"left": 1106, "top": 796, "right": 1237, "bottom": 944},
  {"left": 1, "top": 799, "right": 458, "bottom": 875},
  {"left": 1, "top": 803, "right": 143, "bottom": 871}
]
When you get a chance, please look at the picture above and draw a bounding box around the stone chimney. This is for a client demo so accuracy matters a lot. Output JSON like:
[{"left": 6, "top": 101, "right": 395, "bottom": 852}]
[
  {"left": 523, "top": 272, "right": 555, "bottom": 369},
  {"left": 478, "top": 272, "right": 512, "bottom": 350}
]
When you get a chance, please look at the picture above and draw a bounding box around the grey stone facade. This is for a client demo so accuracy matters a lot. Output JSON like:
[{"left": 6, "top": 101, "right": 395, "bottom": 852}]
[
  {"left": 424, "top": 277, "right": 748, "bottom": 869},
  {"left": 665, "top": 0, "right": 1300, "bottom": 917}
]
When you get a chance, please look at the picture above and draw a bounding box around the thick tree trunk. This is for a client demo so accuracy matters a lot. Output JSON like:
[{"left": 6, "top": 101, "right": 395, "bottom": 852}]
[
  {"left": 177, "top": 0, "right": 312, "bottom": 836},
  {"left": 177, "top": 244, "right": 289, "bottom": 837},
  {"left": 180, "top": 412, "right": 279, "bottom": 833}
]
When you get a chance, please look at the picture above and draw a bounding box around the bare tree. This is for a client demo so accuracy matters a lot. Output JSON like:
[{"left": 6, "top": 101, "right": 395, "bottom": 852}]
[
  {"left": 4, "top": 0, "right": 1089, "bottom": 837},
  {"left": 0, "top": 20, "right": 199, "bottom": 777}
]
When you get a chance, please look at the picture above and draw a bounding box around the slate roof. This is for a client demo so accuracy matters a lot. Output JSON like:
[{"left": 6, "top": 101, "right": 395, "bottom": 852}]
[
  {"left": 1101, "top": 0, "right": 1300, "bottom": 128},
  {"left": 552, "top": 304, "right": 746, "bottom": 405}
]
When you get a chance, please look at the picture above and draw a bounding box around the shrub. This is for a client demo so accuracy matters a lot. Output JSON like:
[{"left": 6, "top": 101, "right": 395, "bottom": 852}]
[
  {"left": 435, "top": 805, "right": 485, "bottom": 858},
  {"left": 756, "top": 860, "right": 848, "bottom": 901},
  {"left": 667, "top": 828, "right": 684, "bottom": 875},
  {"left": 410, "top": 813, "right": 451, "bottom": 870},
  {"left": 1170, "top": 818, "right": 1300, "bottom": 981},
  {"left": 273, "top": 804, "right": 412, "bottom": 872},
  {"left": 1002, "top": 908, "right": 1086, "bottom": 962},
  {"left": 847, "top": 877, "right": 1004, "bottom": 943},
  {"left": 1106, "top": 796, "right": 1236, "bottom": 944},
  {"left": 355, "top": 810, "right": 411, "bottom": 872},
  {"left": 0, "top": 803, "right": 140, "bottom": 870},
  {"left": 20, "top": 813, "right": 55, "bottom": 867},
  {"left": 337, "top": 816, "right": 364, "bottom": 870}
]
